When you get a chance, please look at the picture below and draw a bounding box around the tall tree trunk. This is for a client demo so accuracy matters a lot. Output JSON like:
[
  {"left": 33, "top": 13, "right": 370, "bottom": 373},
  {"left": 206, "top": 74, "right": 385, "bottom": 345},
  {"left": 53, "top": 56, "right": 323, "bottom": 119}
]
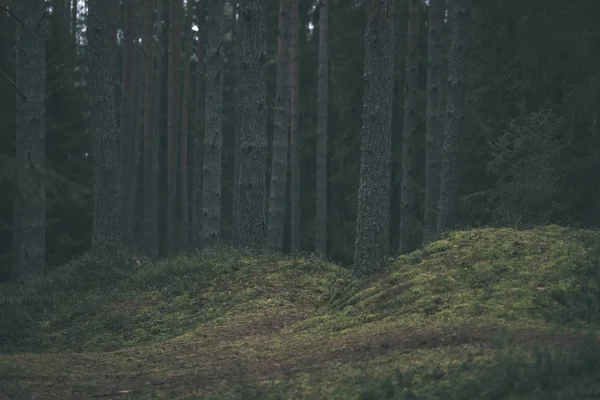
[
  {"left": 437, "top": 0, "right": 469, "bottom": 234},
  {"left": 353, "top": 0, "right": 395, "bottom": 276},
  {"left": 12, "top": 0, "right": 47, "bottom": 282},
  {"left": 399, "top": 0, "right": 421, "bottom": 254},
  {"left": 154, "top": 0, "right": 167, "bottom": 256},
  {"left": 180, "top": 0, "right": 194, "bottom": 249},
  {"left": 201, "top": 0, "right": 225, "bottom": 248},
  {"left": 289, "top": 0, "right": 300, "bottom": 252},
  {"left": 192, "top": 0, "right": 206, "bottom": 249},
  {"left": 120, "top": 0, "right": 136, "bottom": 248},
  {"left": 130, "top": 11, "right": 144, "bottom": 249},
  {"left": 267, "top": 0, "right": 291, "bottom": 251},
  {"left": 167, "top": 0, "right": 182, "bottom": 254},
  {"left": 88, "top": 0, "right": 122, "bottom": 251},
  {"left": 422, "top": 0, "right": 445, "bottom": 245},
  {"left": 143, "top": 0, "right": 159, "bottom": 258},
  {"left": 235, "top": 0, "right": 267, "bottom": 249},
  {"left": 231, "top": 3, "right": 241, "bottom": 244},
  {"left": 315, "top": 0, "right": 328, "bottom": 257}
]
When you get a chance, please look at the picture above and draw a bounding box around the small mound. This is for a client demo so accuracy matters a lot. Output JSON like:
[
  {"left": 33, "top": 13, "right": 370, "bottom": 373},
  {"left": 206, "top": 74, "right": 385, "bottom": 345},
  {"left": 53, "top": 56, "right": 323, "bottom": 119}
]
[
  {"left": 296, "top": 225, "right": 600, "bottom": 334},
  {"left": 0, "top": 247, "right": 351, "bottom": 353}
]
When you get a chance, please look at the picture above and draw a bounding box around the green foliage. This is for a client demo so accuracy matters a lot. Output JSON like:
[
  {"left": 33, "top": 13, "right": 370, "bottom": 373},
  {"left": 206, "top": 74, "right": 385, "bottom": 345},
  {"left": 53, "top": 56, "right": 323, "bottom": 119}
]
[
  {"left": 487, "top": 107, "right": 564, "bottom": 226},
  {"left": 345, "top": 335, "right": 600, "bottom": 399}
]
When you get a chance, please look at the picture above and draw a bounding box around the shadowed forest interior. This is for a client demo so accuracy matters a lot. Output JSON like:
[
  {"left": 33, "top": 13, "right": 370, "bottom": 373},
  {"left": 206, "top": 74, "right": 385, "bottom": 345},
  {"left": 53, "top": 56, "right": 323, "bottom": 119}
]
[{"left": 2, "top": 0, "right": 600, "bottom": 398}]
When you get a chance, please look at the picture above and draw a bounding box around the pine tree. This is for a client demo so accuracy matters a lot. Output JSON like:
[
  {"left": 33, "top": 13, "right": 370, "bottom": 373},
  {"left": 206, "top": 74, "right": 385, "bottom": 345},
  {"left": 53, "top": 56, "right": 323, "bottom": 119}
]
[
  {"left": 399, "top": 0, "right": 422, "bottom": 254},
  {"left": 202, "top": 0, "right": 225, "bottom": 247},
  {"left": 422, "top": 0, "right": 445, "bottom": 245},
  {"left": 267, "top": 0, "right": 291, "bottom": 251},
  {"left": 353, "top": 0, "right": 395, "bottom": 275},
  {"left": 235, "top": 0, "right": 268, "bottom": 249},
  {"left": 437, "top": 0, "right": 469, "bottom": 234},
  {"left": 315, "top": 0, "right": 329, "bottom": 257},
  {"left": 88, "top": 0, "right": 121, "bottom": 252},
  {"left": 12, "top": 0, "right": 48, "bottom": 282}
]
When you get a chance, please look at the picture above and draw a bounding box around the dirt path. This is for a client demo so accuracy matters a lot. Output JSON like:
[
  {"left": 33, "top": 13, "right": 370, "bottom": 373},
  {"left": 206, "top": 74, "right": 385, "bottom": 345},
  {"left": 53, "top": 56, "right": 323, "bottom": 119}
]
[{"left": 1, "top": 319, "right": 594, "bottom": 400}]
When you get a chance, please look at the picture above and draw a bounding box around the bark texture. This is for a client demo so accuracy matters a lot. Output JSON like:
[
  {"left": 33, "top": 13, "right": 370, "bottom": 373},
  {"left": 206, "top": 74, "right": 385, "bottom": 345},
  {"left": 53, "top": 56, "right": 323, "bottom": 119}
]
[
  {"left": 143, "top": 0, "right": 159, "bottom": 258},
  {"left": 167, "top": 0, "right": 182, "bottom": 254},
  {"left": 399, "top": 0, "right": 421, "bottom": 254},
  {"left": 422, "top": 0, "right": 445, "bottom": 245},
  {"left": 12, "top": 0, "right": 48, "bottom": 282},
  {"left": 192, "top": 0, "right": 206, "bottom": 249},
  {"left": 267, "top": 0, "right": 291, "bottom": 251},
  {"left": 202, "top": 0, "right": 225, "bottom": 248},
  {"left": 289, "top": 0, "right": 300, "bottom": 252},
  {"left": 180, "top": 0, "right": 194, "bottom": 249},
  {"left": 88, "top": 0, "right": 122, "bottom": 251},
  {"left": 353, "top": 0, "right": 395, "bottom": 276},
  {"left": 437, "top": 0, "right": 469, "bottom": 234},
  {"left": 235, "top": 0, "right": 268, "bottom": 249},
  {"left": 315, "top": 0, "right": 329, "bottom": 257},
  {"left": 120, "top": 0, "right": 136, "bottom": 248}
]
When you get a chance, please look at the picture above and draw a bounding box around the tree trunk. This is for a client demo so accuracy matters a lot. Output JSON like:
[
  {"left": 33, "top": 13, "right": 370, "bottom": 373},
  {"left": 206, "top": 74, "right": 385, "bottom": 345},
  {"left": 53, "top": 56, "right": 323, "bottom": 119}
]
[
  {"left": 88, "top": 0, "right": 122, "bottom": 251},
  {"left": 130, "top": 11, "right": 143, "bottom": 249},
  {"left": 399, "top": 0, "right": 421, "bottom": 254},
  {"left": 235, "top": 0, "right": 268, "bottom": 249},
  {"left": 180, "top": 0, "right": 194, "bottom": 250},
  {"left": 143, "top": 0, "right": 159, "bottom": 258},
  {"left": 192, "top": 0, "right": 206, "bottom": 249},
  {"left": 12, "top": 0, "right": 47, "bottom": 282},
  {"left": 353, "top": 0, "right": 395, "bottom": 276},
  {"left": 315, "top": 0, "right": 328, "bottom": 257},
  {"left": 422, "top": 0, "right": 445, "bottom": 245},
  {"left": 437, "top": 0, "right": 469, "bottom": 234},
  {"left": 289, "top": 0, "right": 300, "bottom": 253},
  {"left": 120, "top": 0, "right": 136, "bottom": 248},
  {"left": 231, "top": 3, "right": 241, "bottom": 244},
  {"left": 267, "top": 0, "right": 291, "bottom": 251},
  {"left": 201, "top": 0, "right": 225, "bottom": 248},
  {"left": 167, "top": 0, "right": 182, "bottom": 254}
]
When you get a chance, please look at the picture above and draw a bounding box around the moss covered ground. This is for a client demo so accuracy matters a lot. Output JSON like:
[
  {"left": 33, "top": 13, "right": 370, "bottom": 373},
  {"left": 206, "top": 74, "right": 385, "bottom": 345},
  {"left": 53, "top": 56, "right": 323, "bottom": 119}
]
[{"left": 2, "top": 225, "right": 600, "bottom": 399}]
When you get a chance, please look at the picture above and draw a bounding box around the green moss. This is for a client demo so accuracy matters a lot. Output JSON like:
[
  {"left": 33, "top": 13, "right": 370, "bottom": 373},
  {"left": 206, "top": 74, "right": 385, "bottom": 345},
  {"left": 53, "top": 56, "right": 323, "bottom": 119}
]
[{"left": 1, "top": 226, "right": 600, "bottom": 399}]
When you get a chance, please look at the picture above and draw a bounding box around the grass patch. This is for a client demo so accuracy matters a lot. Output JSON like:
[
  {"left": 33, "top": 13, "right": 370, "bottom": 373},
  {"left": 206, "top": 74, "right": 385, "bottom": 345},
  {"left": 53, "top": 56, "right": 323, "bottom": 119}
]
[{"left": 1, "top": 225, "right": 600, "bottom": 399}]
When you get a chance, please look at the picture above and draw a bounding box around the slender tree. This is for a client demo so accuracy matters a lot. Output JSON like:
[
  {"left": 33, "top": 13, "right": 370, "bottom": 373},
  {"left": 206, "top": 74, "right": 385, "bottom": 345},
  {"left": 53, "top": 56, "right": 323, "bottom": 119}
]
[
  {"left": 192, "top": 0, "right": 206, "bottom": 249},
  {"left": 202, "top": 0, "right": 225, "bottom": 247},
  {"left": 353, "top": 0, "right": 395, "bottom": 276},
  {"left": 12, "top": 0, "right": 48, "bottom": 282},
  {"left": 267, "top": 0, "right": 291, "bottom": 251},
  {"left": 120, "top": 0, "right": 136, "bottom": 248},
  {"left": 235, "top": 0, "right": 268, "bottom": 249},
  {"left": 315, "top": 0, "right": 329, "bottom": 257},
  {"left": 181, "top": 0, "right": 194, "bottom": 249},
  {"left": 231, "top": 3, "right": 241, "bottom": 243},
  {"left": 167, "top": 0, "right": 183, "bottom": 254},
  {"left": 437, "top": 0, "right": 469, "bottom": 234},
  {"left": 143, "top": 0, "right": 159, "bottom": 258},
  {"left": 422, "top": 0, "right": 445, "bottom": 245},
  {"left": 289, "top": 0, "right": 300, "bottom": 252},
  {"left": 130, "top": 9, "right": 143, "bottom": 246},
  {"left": 88, "top": 0, "right": 121, "bottom": 251},
  {"left": 399, "top": 0, "right": 421, "bottom": 254}
]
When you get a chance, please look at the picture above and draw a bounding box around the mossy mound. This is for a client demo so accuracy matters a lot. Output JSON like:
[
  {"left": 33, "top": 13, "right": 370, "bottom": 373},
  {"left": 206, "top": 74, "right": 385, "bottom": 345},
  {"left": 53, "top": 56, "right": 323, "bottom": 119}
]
[
  {"left": 0, "top": 246, "right": 350, "bottom": 353},
  {"left": 1, "top": 226, "right": 600, "bottom": 399},
  {"left": 300, "top": 225, "right": 599, "bottom": 334}
]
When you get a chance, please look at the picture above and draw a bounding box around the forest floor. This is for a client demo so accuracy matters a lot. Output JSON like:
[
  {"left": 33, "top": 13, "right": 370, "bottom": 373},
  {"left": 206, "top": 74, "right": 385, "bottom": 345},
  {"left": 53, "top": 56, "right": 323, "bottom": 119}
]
[{"left": 2, "top": 226, "right": 600, "bottom": 399}]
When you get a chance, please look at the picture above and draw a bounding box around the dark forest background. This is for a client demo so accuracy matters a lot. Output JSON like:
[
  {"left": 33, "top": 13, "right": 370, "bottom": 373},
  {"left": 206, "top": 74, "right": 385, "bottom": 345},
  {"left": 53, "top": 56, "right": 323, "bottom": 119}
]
[{"left": 2, "top": 0, "right": 600, "bottom": 282}]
